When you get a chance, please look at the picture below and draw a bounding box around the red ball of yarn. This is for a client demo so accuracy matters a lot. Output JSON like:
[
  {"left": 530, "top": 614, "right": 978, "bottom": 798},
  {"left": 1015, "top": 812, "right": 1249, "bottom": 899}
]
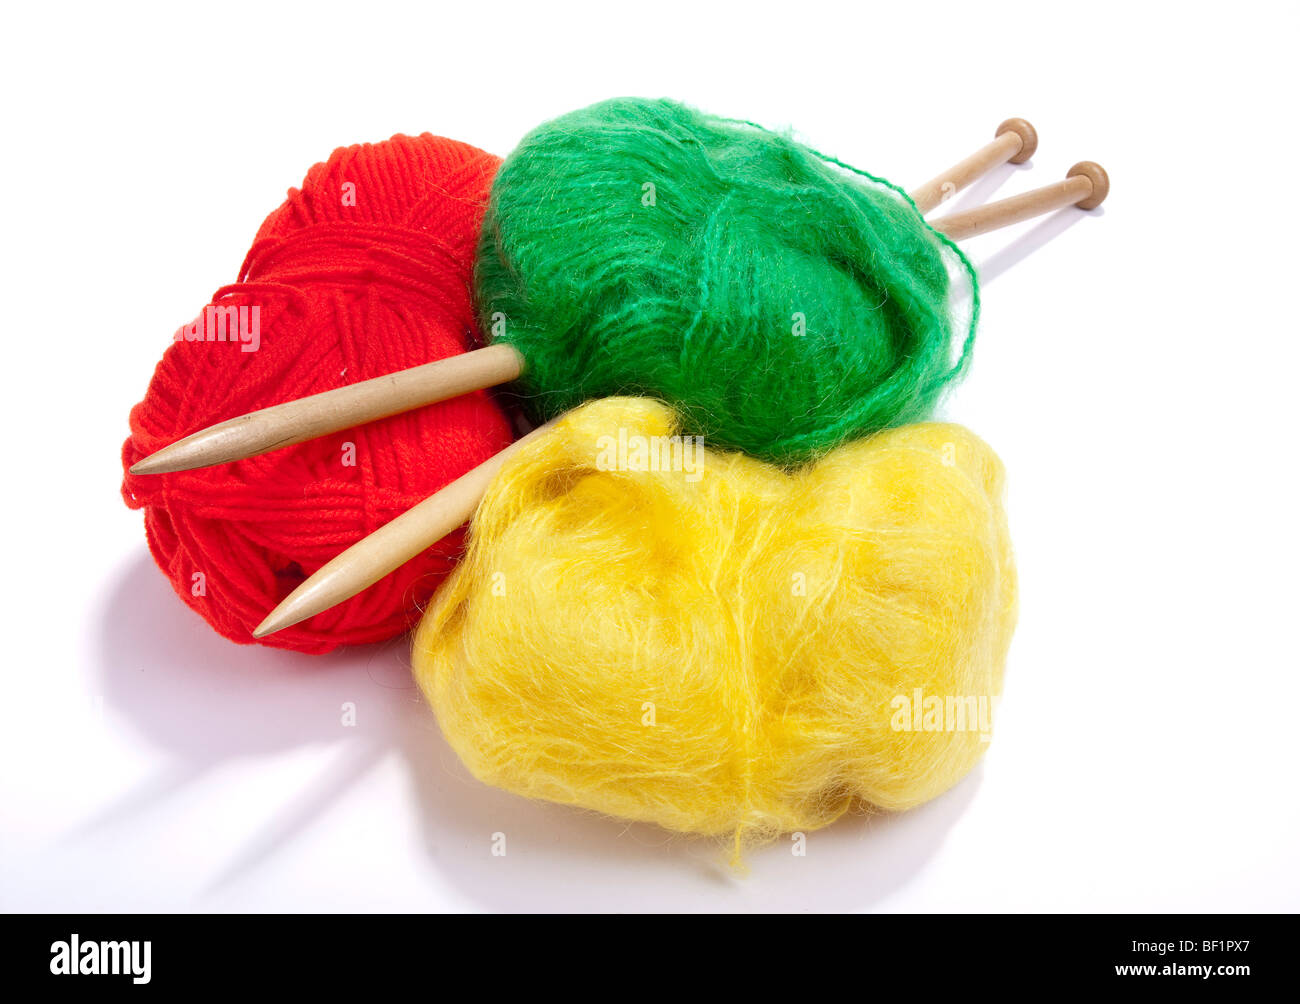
[{"left": 122, "top": 134, "right": 514, "bottom": 654}]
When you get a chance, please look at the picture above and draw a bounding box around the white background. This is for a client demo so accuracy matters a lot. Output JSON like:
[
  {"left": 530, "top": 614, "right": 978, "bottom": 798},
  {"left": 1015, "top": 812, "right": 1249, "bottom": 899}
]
[{"left": 1, "top": 0, "right": 1297, "bottom": 913}]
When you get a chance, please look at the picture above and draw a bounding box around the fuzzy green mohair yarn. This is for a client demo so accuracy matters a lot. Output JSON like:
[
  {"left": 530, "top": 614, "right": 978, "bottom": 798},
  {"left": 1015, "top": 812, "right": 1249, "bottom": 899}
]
[{"left": 477, "top": 97, "right": 980, "bottom": 463}]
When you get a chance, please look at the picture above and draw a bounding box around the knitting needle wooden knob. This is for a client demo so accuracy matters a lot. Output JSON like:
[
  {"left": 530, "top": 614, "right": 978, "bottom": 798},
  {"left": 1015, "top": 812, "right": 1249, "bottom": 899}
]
[
  {"left": 933, "top": 161, "right": 1109, "bottom": 241},
  {"left": 909, "top": 118, "right": 1037, "bottom": 214}
]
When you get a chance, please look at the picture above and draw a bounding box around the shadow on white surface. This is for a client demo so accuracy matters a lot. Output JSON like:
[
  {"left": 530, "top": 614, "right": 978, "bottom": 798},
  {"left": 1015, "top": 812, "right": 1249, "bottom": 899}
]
[
  {"left": 972, "top": 207, "right": 1102, "bottom": 287},
  {"left": 88, "top": 555, "right": 982, "bottom": 911},
  {"left": 84, "top": 557, "right": 408, "bottom": 884},
  {"left": 395, "top": 742, "right": 983, "bottom": 911}
]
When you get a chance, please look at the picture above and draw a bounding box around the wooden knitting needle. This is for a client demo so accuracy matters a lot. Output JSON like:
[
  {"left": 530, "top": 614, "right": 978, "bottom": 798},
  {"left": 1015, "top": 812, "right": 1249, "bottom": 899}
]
[
  {"left": 251, "top": 420, "right": 553, "bottom": 638},
  {"left": 131, "top": 122, "right": 1042, "bottom": 478},
  {"left": 253, "top": 158, "right": 1112, "bottom": 637},
  {"left": 130, "top": 343, "right": 523, "bottom": 475},
  {"left": 931, "top": 162, "right": 1109, "bottom": 241},
  {"left": 909, "top": 118, "right": 1037, "bottom": 214}
]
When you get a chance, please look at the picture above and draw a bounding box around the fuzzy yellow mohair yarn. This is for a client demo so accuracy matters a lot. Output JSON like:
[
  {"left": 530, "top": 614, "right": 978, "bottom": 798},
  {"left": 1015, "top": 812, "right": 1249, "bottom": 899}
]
[{"left": 412, "top": 398, "right": 1017, "bottom": 849}]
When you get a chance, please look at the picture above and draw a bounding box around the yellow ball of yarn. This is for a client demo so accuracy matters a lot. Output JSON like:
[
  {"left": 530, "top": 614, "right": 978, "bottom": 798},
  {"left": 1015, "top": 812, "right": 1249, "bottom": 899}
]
[{"left": 412, "top": 398, "right": 1017, "bottom": 847}]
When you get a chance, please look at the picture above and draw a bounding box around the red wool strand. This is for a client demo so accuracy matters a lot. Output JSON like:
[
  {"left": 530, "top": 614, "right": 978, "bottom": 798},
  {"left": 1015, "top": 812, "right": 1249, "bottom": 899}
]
[{"left": 121, "top": 135, "right": 513, "bottom": 654}]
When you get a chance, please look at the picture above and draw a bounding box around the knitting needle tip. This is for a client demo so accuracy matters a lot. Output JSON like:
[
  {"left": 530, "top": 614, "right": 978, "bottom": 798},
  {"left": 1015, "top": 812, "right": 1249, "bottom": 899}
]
[
  {"left": 129, "top": 445, "right": 192, "bottom": 475},
  {"left": 249, "top": 421, "right": 554, "bottom": 639},
  {"left": 253, "top": 566, "right": 359, "bottom": 636},
  {"left": 252, "top": 607, "right": 301, "bottom": 639},
  {"left": 129, "top": 423, "right": 261, "bottom": 475}
]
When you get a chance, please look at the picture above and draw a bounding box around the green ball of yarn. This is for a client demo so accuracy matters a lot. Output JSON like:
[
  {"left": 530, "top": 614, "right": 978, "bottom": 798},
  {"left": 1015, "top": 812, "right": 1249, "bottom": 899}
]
[{"left": 478, "top": 97, "right": 979, "bottom": 464}]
